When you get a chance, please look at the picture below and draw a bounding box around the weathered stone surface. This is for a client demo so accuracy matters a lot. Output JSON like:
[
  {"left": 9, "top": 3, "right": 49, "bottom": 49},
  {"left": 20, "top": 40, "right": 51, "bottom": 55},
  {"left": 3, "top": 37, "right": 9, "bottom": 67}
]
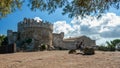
[
  {"left": 7, "top": 18, "right": 96, "bottom": 51},
  {"left": 53, "top": 35, "right": 96, "bottom": 50},
  {"left": 8, "top": 18, "right": 53, "bottom": 51}
]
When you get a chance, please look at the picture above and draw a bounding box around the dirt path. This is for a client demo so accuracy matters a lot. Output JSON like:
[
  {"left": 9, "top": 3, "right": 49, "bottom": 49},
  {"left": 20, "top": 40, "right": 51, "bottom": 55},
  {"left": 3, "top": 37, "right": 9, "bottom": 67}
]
[{"left": 0, "top": 51, "right": 120, "bottom": 68}]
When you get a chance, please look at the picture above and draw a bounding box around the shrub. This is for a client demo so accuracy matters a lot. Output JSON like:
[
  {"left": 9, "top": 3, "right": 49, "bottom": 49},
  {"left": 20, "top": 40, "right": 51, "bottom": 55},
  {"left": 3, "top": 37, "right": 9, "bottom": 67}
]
[
  {"left": 83, "top": 47, "right": 95, "bottom": 55},
  {"left": 98, "top": 46, "right": 109, "bottom": 51},
  {"left": 25, "top": 38, "right": 32, "bottom": 44},
  {"left": 107, "top": 45, "right": 115, "bottom": 51},
  {"left": 98, "top": 45, "right": 115, "bottom": 51},
  {"left": 40, "top": 44, "right": 47, "bottom": 51}
]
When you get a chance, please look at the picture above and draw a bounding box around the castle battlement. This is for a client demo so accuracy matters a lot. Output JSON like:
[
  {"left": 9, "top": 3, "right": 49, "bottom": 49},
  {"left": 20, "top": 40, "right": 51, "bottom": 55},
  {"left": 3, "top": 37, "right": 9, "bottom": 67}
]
[
  {"left": 18, "top": 18, "right": 53, "bottom": 31},
  {"left": 7, "top": 17, "right": 96, "bottom": 51}
]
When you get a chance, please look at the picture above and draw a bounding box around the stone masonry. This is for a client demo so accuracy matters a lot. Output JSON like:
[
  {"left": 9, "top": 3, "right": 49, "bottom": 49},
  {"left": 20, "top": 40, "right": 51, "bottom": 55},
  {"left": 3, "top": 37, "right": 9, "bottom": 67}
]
[{"left": 7, "top": 18, "right": 96, "bottom": 51}]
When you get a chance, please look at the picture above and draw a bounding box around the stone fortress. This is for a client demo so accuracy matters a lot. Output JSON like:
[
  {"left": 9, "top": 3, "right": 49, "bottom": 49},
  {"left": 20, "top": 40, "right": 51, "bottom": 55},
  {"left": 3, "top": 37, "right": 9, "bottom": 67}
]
[{"left": 7, "top": 18, "right": 96, "bottom": 51}]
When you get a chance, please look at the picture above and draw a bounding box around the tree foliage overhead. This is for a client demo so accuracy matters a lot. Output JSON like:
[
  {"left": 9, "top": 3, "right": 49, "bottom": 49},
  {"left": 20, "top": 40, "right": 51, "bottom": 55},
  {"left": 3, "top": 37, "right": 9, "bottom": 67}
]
[
  {"left": 62, "top": 0, "right": 120, "bottom": 17},
  {"left": 0, "top": 0, "right": 120, "bottom": 18},
  {"left": 28, "top": 0, "right": 68, "bottom": 14},
  {"left": 0, "top": 0, "right": 23, "bottom": 18}
]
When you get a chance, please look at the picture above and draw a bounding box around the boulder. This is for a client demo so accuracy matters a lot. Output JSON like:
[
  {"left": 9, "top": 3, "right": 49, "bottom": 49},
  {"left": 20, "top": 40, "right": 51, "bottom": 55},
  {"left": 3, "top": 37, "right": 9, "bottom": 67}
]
[
  {"left": 83, "top": 47, "right": 95, "bottom": 55},
  {"left": 68, "top": 49, "right": 76, "bottom": 54}
]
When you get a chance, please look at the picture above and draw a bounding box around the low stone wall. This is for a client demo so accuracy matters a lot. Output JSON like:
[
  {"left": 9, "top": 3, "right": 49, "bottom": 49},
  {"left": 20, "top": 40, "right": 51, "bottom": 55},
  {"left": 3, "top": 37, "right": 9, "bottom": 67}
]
[
  {"left": 0, "top": 43, "right": 16, "bottom": 54},
  {"left": 63, "top": 41, "right": 76, "bottom": 50}
]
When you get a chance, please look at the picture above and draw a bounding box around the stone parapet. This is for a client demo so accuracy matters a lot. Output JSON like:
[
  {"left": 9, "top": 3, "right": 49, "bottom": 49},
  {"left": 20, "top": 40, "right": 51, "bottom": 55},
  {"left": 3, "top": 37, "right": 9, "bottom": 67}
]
[{"left": 18, "top": 18, "right": 53, "bottom": 32}]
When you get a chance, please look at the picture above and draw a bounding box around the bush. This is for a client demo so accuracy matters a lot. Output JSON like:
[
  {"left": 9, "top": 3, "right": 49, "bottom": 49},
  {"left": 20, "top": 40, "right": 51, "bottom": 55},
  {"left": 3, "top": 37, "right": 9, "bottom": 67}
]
[
  {"left": 25, "top": 38, "right": 32, "bottom": 44},
  {"left": 98, "top": 45, "right": 115, "bottom": 51},
  {"left": 107, "top": 46, "right": 115, "bottom": 51},
  {"left": 68, "top": 49, "right": 76, "bottom": 54},
  {"left": 40, "top": 44, "right": 47, "bottom": 51},
  {"left": 83, "top": 47, "right": 95, "bottom": 55},
  {"left": 98, "top": 46, "right": 109, "bottom": 51}
]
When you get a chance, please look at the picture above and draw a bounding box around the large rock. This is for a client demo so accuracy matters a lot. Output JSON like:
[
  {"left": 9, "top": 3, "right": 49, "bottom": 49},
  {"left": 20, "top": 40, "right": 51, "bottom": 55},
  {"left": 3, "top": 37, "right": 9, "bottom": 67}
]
[
  {"left": 83, "top": 47, "right": 95, "bottom": 55},
  {"left": 68, "top": 49, "right": 76, "bottom": 54}
]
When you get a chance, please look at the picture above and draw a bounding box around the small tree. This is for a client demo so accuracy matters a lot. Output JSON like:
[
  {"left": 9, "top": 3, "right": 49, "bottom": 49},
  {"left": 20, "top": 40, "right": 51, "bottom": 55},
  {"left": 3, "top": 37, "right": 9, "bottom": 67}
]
[
  {"left": 106, "top": 41, "right": 115, "bottom": 51},
  {"left": 0, "top": 35, "right": 6, "bottom": 46},
  {"left": 1, "top": 37, "right": 8, "bottom": 46},
  {"left": 106, "top": 39, "right": 120, "bottom": 51},
  {"left": 98, "top": 39, "right": 120, "bottom": 51}
]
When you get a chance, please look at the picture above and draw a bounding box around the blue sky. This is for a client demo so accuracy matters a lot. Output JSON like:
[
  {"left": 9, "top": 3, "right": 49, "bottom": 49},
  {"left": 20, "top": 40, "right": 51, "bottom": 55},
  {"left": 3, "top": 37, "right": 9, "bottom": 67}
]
[
  {"left": 0, "top": 2, "right": 72, "bottom": 35},
  {"left": 0, "top": 2, "right": 120, "bottom": 45}
]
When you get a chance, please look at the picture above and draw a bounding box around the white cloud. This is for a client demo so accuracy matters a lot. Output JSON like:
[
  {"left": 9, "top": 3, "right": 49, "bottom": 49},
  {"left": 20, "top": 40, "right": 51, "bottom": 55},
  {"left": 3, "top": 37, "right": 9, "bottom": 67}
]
[
  {"left": 53, "top": 13, "right": 120, "bottom": 44},
  {"left": 70, "top": 13, "right": 120, "bottom": 38},
  {"left": 53, "top": 21, "right": 74, "bottom": 35},
  {"left": 99, "top": 26, "right": 110, "bottom": 33},
  {"left": 34, "top": 17, "right": 42, "bottom": 22}
]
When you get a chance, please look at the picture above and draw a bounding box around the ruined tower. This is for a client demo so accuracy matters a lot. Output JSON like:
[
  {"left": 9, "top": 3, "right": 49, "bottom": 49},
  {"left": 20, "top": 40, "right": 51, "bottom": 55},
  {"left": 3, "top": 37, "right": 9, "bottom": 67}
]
[
  {"left": 7, "top": 17, "right": 96, "bottom": 51},
  {"left": 18, "top": 18, "right": 53, "bottom": 50}
]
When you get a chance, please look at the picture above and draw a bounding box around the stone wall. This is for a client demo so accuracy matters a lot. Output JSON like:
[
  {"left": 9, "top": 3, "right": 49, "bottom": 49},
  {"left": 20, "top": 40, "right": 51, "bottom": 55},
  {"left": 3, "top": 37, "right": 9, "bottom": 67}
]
[
  {"left": 18, "top": 18, "right": 53, "bottom": 32},
  {"left": 18, "top": 18, "right": 53, "bottom": 50},
  {"left": 52, "top": 32, "right": 64, "bottom": 49},
  {"left": 63, "top": 36, "right": 96, "bottom": 49},
  {"left": 7, "top": 18, "right": 53, "bottom": 51},
  {"left": 63, "top": 40, "right": 76, "bottom": 49},
  {"left": 0, "top": 43, "right": 16, "bottom": 53},
  {"left": 74, "top": 36, "right": 96, "bottom": 47},
  {"left": 7, "top": 30, "right": 18, "bottom": 44},
  {"left": 7, "top": 18, "right": 96, "bottom": 51},
  {"left": 53, "top": 34, "right": 96, "bottom": 50}
]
